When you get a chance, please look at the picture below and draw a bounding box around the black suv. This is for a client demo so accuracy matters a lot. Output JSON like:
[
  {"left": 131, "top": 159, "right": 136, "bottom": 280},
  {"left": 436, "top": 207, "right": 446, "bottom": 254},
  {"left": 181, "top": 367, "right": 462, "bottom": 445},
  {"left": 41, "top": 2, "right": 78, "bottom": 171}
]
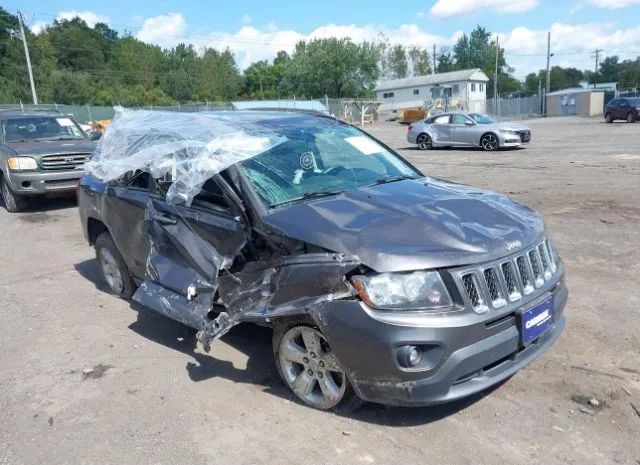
[
  {"left": 604, "top": 97, "right": 640, "bottom": 123},
  {"left": 0, "top": 109, "right": 98, "bottom": 212},
  {"left": 78, "top": 110, "right": 567, "bottom": 410}
]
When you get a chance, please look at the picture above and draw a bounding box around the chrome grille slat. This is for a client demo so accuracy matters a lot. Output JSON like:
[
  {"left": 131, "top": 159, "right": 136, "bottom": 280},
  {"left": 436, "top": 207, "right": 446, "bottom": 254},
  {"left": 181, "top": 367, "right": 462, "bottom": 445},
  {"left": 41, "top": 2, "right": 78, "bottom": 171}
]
[
  {"left": 41, "top": 153, "right": 91, "bottom": 170},
  {"left": 454, "top": 238, "right": 559, "bottom": 313},
  {"left": 483, "top": 267, "right": 506, "bottom": 308}
]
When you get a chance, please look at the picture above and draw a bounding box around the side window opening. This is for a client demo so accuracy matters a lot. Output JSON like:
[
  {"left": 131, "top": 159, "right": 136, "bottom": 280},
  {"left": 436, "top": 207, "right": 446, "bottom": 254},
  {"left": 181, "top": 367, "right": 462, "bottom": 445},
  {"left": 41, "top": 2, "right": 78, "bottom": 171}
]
[
  {"left": 125, "top": 170, "right": 151, "bottom": 189},
  {"left": 192, "top": 178, "right": 230, "bottom": 211}
]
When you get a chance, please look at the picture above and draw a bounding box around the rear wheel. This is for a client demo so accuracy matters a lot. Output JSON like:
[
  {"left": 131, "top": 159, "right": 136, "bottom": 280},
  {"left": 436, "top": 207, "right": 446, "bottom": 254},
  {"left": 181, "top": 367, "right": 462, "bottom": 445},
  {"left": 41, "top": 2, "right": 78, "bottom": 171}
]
[
  {"left": 604, "top": 112, "right": 612, "bottom": 123},
  {"left": 480, "top": 133, "right": 499, "bottom": 151},
  {"left": 0, "top": 173, "right": 27, "bottom": 213},
  {"left": 416, "top": 133, "right": 432, "bottom": 150},
  {"left": 273, "top": 323, "right": 359, "bottom": 411},
  {"left": 95, "top": 232, "right": 135, "bottom": 298},
  {"left": 627, "top": 112, "right": 636, "bottom": 123}
]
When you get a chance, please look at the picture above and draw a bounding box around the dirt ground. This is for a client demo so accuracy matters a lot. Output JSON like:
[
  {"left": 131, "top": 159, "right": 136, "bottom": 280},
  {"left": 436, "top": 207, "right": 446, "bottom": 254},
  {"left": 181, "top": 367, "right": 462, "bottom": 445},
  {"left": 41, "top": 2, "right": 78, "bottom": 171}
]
[{"left": 1, "top": 116, "right": 638, "bottom": 465}]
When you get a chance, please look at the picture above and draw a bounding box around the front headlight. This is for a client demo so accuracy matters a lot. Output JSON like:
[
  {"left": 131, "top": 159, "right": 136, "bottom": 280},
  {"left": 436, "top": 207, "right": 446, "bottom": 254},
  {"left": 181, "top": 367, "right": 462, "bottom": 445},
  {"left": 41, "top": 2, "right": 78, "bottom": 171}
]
[
  {"left": 351, "top": 271, "right": 453, "bottom": 311},
  {"left": 7, "top": 157, "right": 38, "bottom": 171}
]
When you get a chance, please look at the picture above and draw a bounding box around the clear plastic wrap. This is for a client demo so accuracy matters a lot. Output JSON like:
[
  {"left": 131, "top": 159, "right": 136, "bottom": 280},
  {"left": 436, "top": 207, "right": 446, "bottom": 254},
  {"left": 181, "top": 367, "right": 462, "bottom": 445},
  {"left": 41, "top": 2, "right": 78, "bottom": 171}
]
[{"left": 87, "top": 107, "right": 287, "bottom": 205}]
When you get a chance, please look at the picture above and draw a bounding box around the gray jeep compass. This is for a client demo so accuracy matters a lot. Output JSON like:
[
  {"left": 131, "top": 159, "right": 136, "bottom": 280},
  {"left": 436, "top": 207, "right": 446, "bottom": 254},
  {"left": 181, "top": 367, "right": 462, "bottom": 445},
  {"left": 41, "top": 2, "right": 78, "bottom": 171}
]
[
  {"left": 0, "top": 109, "right": 97, "bottom": 212},
  {"left": 78, "top": 109, "right": 567, "bottom": 410}
]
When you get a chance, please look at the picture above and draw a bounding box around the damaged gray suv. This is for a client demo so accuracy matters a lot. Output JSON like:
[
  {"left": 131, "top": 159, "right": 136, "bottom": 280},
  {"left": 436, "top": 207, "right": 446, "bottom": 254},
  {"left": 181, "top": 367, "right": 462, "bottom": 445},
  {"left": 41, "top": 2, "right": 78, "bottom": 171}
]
[{"left": 79, "top": 109, "right": 567, "bottom": 410}]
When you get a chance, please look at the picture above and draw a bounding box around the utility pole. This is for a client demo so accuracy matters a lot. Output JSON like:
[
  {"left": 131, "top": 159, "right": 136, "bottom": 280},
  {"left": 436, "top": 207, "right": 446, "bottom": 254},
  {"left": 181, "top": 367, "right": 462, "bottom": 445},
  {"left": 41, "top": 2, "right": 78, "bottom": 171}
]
[
  {"left": 592, "top": 49, "right": 603, "bottom": 89},
  {"left": 17, "top": 11, "right": 38, "bottom": 105},
  {"left": 545, "top": 31, "right": 551, "bottom": 94},
  {"left": 494, "top": 35, "right": 499, "bottom": 114},
  {"left": 432, "top": 44, "right": 436, "bottom": 74}
]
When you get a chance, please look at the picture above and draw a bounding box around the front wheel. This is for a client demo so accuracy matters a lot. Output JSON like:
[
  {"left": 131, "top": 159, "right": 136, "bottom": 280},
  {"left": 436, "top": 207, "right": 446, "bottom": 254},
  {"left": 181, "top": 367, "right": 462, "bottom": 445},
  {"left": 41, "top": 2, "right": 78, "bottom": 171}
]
[
  {"left": 416, "top": 133, "right": 432, "bottom": 150},
  {"left": 0, "top": 174, "right": 28, "bottom": 213},
  {"left": 627, "top": 112, "right": 636, "bottom": 123},
  {"left": 480, "top": 133, "right": 499, "bottom": 151},
  {"left": 604, "top": 112, "right": 612, "bottom": 123},
  {"left": 273, "top": 323, "right": 358, "bottom": 410}
]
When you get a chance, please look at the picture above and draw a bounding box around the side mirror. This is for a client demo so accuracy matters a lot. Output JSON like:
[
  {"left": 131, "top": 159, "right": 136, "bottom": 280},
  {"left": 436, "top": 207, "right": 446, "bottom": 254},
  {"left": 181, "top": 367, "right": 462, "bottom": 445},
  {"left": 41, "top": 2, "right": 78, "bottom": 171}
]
[
  {"left": 88, "top": 131, "right": 101, "bottom": 140},
  {"left": 464, "top": 120, "right": 475, "bottom": 126}
]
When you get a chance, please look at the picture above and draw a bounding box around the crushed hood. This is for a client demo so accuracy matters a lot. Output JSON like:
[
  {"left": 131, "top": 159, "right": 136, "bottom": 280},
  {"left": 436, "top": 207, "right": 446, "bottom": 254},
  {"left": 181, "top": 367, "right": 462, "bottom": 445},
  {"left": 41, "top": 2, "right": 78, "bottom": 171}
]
[{"left": 262, "top": 177, "right": 545, "bottom": 272}]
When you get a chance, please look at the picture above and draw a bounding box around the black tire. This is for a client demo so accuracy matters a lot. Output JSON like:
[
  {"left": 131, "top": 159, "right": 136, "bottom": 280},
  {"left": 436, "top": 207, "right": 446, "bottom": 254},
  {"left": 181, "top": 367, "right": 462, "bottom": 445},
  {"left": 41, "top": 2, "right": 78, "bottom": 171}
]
[
  {"left": 0, "top": 173, "right": 28, "bottom": 213},
  {"left": 604, "top": 112, "right": 612, "bottom": 123},
  {"left": 416, "top": 133, "right": 432, "bottom": 150},
  {"left": 272, "top": 319, "right": 361, "bottom": 412},
  {"left": 480, "top": 133, "right": 499, "bottom": 151},
  {"left": 627, "top": 112, "right": 636, "bottom": 123},
  {"left": 94, "top": 232, "right": 135, "bottom": 298}
]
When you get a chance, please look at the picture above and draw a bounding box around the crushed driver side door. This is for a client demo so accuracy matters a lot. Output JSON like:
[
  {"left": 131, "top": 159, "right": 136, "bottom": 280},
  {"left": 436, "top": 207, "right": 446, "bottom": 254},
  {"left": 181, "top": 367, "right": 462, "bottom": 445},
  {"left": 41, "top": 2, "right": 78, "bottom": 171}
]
[{"left": 132, "top": 179, "right": 247, "bottom": 331}]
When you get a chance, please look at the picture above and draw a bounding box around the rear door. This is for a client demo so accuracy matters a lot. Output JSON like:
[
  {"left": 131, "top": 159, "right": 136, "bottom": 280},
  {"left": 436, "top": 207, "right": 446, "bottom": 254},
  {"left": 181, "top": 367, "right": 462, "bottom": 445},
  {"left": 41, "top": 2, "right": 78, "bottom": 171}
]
[
  {"left": 430, "top": 114, "right": 451, "bottom": 144},
  {"left": 618, "top": 99, "right": 629, "bottom": 119},
  {"left": 132, "top": 176, "right": 248, "bottom": 330},
  {"left": 450, "top": 114, "right": 477, "bottom": 146}
]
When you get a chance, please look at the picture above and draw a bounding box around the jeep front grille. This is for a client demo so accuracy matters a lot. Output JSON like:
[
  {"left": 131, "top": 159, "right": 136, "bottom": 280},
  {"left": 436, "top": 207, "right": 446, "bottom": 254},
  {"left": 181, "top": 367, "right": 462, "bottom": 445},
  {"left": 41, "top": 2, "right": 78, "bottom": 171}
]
[
  {"left": 456, "top": 238, "right": 558, "bottom": 314},
  {"left": 40, "top": 153, "right": 91, "bottom": 170}
]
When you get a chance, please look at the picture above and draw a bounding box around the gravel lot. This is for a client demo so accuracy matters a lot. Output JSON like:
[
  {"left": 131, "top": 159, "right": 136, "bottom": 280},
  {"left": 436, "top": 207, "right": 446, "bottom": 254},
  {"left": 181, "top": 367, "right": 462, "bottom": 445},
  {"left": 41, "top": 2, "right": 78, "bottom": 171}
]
[{"left": 1, "top": 116, "right": 639, "bottom": 465}]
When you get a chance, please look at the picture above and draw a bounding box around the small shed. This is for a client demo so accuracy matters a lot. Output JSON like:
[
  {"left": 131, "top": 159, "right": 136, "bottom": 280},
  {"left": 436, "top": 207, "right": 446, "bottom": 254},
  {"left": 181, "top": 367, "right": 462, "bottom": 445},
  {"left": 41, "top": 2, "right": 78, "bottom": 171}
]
[{"left": 546, "top": 88, "right": 605, "bottom": 117}]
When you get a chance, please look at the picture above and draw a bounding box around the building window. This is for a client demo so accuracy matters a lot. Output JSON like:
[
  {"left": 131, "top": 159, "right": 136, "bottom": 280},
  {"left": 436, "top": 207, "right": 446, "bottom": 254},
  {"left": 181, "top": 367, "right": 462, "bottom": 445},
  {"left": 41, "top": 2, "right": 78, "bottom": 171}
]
[
  {"left": 413, "top": 89, "right": 419, "bottom": 95},
  {"left": 453, "top": 84, "right": 459, "bottom": 95},
  {"left": 479, "top": 83, "right": 484, "bottom": 92},
  {"left": 471, "top": 83, "right": 476, "bottom": 92},
  {"left": 383, "top": 92, "right": 394, "bottom": 98}
]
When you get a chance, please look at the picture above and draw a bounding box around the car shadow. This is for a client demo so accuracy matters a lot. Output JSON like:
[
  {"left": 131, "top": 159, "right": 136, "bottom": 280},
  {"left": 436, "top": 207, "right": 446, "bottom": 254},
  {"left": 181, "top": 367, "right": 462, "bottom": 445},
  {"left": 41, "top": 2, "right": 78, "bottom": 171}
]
[
  {"left": 400, "top": 145, "right": 527, "bottom": 152},
  {"left": 0, "top": 193, "right": 77, "bottom": 213},
  {"left": 74, "top": 257, "right": 498, "bottom": 425}
]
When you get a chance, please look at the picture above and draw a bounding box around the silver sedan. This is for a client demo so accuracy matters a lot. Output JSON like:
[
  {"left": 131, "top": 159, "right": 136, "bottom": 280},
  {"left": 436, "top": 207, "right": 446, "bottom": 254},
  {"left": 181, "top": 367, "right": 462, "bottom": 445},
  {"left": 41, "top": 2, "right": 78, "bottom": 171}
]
[{"left": 407, "top": 112, "right": 531, "bottom": 151}]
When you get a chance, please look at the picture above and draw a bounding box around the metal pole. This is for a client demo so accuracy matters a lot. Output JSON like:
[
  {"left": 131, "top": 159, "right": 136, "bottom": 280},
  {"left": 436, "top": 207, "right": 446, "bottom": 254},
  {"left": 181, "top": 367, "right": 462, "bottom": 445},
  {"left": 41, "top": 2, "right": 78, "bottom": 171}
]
[
  {"left": 17, "top": 11, "right": 38, "bottom": 105},
  {"left": 432, "top": 44, "right": 436, "bottom": 74},
  {"left": 545, "top": 32, "right": 551, "bottom": 94},
  {"left": 494, "top": 35, "right": 499, "bottom": 114}
]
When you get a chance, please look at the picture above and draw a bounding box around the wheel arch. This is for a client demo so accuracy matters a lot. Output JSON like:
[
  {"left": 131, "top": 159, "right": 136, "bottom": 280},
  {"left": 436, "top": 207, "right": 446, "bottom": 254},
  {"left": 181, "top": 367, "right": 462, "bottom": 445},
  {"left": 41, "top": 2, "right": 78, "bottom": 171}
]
[{"left": 87, "top": 216, "right": 109, "bottom": 245}]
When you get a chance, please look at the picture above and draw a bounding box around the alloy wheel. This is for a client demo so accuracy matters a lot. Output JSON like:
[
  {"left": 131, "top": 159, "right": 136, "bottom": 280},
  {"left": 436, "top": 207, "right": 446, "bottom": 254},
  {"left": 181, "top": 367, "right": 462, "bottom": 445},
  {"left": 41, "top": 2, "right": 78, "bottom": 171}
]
[
  {"left": 627, "top": 113, "right": 635, "bottom": 123},
  {"left": 481, "top": 134, "right": 498, "bottom": 151},
  {"left": 278, "top": 326, "right": 347, "bottom": 409},
  {"left": 99, "top": 247, "right": 124, "bottom": 294},
  {"left": 417, "top": 134, "right": 431, "bottom": 150}
]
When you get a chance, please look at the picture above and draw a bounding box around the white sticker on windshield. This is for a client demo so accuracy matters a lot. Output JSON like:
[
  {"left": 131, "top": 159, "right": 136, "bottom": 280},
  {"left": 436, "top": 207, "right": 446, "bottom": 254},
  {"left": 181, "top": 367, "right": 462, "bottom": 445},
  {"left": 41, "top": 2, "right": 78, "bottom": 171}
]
[
  {"left": 57, "top": 117, "right": 74, "bottom": 127},
  {"left": 345, "top": 136, "right": 382, "bottom": 155}
]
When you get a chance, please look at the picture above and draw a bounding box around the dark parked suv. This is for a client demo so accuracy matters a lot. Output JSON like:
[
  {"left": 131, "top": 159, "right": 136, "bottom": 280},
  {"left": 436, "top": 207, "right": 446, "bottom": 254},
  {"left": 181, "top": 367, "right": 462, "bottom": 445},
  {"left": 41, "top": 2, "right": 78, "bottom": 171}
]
[
  {"left": 604, "top": 97, "right": 640, "bottom": 123},
  {"left": 0, "top": 109, "right": 98, "bottom": 212},
  {"left": 79, "top": 110, "right": 567, "bottom": 410}
]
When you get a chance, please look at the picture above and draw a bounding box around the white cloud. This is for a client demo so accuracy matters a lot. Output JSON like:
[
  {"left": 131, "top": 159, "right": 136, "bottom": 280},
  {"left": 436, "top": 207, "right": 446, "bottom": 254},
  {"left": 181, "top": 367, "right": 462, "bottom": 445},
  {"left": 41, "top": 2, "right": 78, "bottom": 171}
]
[
  {"left": 135, "top": 18, "right": 459, "bottom": 69},
  {"left": 30, "top": 20, "right": 47, "bottom": 34},
  {"left": 136, "top": 13, "right": 188, "bottom": 49},
  {"left": 430, "top": 0, "right": 539, "bottom": 18},
  {"left": 30, "top": 10, "right": 110, "bottom": 33},
  {"left": 499, "top": 22, "right": 640, "bottom": 77},
  {"left": 589, "top": 0, "right": 640, "bottom": 7},
  {"left": 57, "top": 10, "right": 110, "bottom": 27}
]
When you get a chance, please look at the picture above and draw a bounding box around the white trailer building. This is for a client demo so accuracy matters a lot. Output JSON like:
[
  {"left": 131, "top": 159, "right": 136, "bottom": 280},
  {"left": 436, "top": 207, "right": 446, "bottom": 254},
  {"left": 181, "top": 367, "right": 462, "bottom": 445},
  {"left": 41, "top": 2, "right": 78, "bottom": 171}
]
[{"left": 375, "top": 68, "right": 490, "bottom": 113}]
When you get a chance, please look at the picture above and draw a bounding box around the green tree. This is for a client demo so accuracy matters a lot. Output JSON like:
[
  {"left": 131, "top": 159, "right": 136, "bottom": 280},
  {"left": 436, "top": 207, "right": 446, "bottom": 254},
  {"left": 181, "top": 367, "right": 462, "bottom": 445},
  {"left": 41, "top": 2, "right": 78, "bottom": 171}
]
[
  {"left": 436, "top": 50, "right": 454, "bottom": 73},
  {"left": 620, "top": 59, "right": 640, "bottom": 90},
  {"left": 523, "top": 72, "right": 540, "bottom": 94},
  {"left": 407, "top": 46, "right": 431, "bottom": 76},
  {"left": 281, "top": 38, "right": 381, "bottom": 98}
]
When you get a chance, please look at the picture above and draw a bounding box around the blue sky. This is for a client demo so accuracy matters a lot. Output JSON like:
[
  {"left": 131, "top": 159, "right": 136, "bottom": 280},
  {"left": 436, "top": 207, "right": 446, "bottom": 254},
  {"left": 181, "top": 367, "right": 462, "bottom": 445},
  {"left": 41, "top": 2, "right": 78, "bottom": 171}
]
[{"left": 6, "top": 0, "right": 640, "bottom": 77}]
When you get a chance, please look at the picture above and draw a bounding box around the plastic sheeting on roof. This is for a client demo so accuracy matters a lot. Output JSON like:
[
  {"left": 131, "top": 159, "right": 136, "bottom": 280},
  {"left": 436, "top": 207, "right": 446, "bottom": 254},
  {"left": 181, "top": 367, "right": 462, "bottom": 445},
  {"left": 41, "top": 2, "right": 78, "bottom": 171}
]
[
  {"left": 86, "top": 107, "right": 286, "bottom": 205},
  {"left": 231, "top": 100, "right": 328, "bottom": 114}
]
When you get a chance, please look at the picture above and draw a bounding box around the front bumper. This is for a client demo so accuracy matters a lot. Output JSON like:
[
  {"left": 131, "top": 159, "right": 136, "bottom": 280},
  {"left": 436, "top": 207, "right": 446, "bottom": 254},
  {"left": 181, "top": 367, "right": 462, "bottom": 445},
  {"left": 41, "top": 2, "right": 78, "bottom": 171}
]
[
  {"left": 5, "top": 170, "right": 83, "bottom": 195},
  {"left": 313, "top": 277, "right": 567, "bottom": 407}
]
